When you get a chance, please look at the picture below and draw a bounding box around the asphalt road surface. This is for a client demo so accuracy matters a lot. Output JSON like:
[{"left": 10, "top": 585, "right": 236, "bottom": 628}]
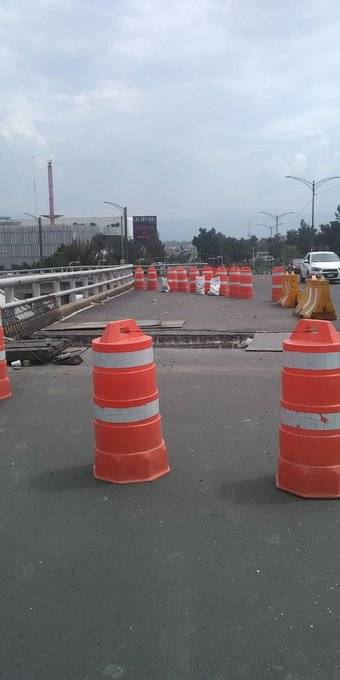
[
  {"left": 56, "top": 275, "right": 340, "bottom": 334},
  {"left": 1, "top": 349, "right": 340, "bottom": 679}
]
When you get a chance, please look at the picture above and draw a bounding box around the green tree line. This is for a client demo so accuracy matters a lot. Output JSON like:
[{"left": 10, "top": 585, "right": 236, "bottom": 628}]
[
  {"left": 12, "top": 231, "right": 165, "bottom": 269},
  {"left": 192, "top": 205, "right": 340, "bottom": 264}
]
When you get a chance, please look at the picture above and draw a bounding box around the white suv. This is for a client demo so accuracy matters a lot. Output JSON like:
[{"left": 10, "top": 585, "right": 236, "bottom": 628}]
[{"left": 300, "top": 251, "right": 340, "bottom": 282}]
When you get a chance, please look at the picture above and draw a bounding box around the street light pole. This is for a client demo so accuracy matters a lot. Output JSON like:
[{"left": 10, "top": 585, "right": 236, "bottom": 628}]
[
  {"left": 23, "top": 212, "right": 44, "bottom": 261},
  {"left": 259, "top": 211, "right": 294, "bottom": 237},
  {"left": 123, "top": 206, "right": 128, "bottom": 240},
  {"left": 256, "top": 223, "right": 274, "bottom": 238},
  {"left": 286, "top": 176, "right": 340, "bottom": 229},
  {"left": 104, "top": 201, "right": 127, "bottom": 263}
]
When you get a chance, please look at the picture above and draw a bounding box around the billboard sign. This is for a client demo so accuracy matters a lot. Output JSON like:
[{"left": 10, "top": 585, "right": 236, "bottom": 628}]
[{"left": 133, "top": 215, "right": 157, "bottom": 241}]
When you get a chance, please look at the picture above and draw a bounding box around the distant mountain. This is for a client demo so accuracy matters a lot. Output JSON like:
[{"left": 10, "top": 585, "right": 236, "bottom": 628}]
[{"left": 158, "top": 209, "right": 249, "bottom": 241}]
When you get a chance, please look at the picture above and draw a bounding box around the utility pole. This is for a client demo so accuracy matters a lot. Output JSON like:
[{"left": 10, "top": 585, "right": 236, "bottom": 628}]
[
  {"left": 123, "top": 206, "right": 128, "bottom": 240},
  {"left": 23, "top": 212, "right": 44, "bottom": 261},
  {"left": 259, "top": 211, "right": 294, "bottom": 236},
  {"left": 286, "top": 176, "right": 340, "bottom": 229}
]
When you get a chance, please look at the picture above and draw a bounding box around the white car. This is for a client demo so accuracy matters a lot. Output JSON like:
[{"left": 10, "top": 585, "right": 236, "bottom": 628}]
[{"left": 300, "top": 251, "right": 340, "bottom": 282}]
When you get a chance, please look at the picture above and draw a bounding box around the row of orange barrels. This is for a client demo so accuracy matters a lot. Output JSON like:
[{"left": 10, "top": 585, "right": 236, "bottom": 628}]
[{"left": 135, "top": 265, "right": 254, "bottom": 298}]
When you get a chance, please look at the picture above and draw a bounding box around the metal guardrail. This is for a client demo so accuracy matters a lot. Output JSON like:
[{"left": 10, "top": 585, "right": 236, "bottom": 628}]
[
  {"left": 0, "top": 265, "right": 133, "bottom": 305},
  {"left": 0, "top": 264, "right": 113, "bottom": 278},
  {"left": 1, "top": 265, "right": 134, "bottom": 339}
]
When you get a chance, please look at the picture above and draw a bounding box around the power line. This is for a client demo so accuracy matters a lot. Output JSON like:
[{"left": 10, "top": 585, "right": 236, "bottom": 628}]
[
  {"left": 317, "top": 182, "right": 340, "bottom": 195},
  {"left": 291, "top": 197, "right": 313, "bottom": 225}
]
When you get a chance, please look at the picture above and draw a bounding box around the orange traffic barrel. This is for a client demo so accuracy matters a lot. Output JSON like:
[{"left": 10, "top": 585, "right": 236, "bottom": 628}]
[
  {"left": 229, "top": 266, "right": 240, "bottom": 298},
  {"left": 0, "top": 311, "right": 11, "bottom": 400},
  {"left": 276, "top": 319, "right": 340, "bottom": 498},
  {"left": 177, "top": 268, "right": 189, "bottom": 293},
  {"left": 272, "top": 267, "right": 283, "bottom": 301},
  {"left": 219, "top": 270, "right": 229, "bottom": 297},
  {"left": 189, "top": 269, "right": 198, "bottom": 294},
  {"left": 204, "top": 268, "right": 213, "bottom": 294},
  {"left": 92, "top": 319, "right": 170, "bottom": 484},
  {"left": 134, "top": 266, "right": 145, "bottom": 291},
  {"left": 147, "top": 266, "right": 158, "bottom": 291},
  {"left": 238, "top": 267, "right": 254, "bottom": 299},
  {"left": 167, "top": 268, "right": 178, "bottom": 293}
]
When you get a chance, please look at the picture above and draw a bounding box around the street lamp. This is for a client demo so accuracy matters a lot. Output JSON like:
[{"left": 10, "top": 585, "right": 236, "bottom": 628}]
[
  {"left": 258, "top": 211, "right": 294, "bottom": 237},
  {"left": 285, "top": 176, "right": 340, "bottom": 229},
  {"left": 23, "top": 212, "right": 43, "bottom": 261},
  {"left": 103, "top": 201, "right": 128, "bottom": 263},
  {"left": 256, "top": 223, "right": 275, "bottom": 238}
]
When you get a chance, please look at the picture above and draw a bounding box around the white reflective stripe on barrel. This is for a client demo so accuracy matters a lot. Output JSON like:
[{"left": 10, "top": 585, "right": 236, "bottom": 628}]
[
  {"left": 281, "top": 407, "right": 340, "bottom": 430},
  {"left": 283, "top": 350, "right": 340, "bottom": 370},
  {"left": 0, "top": 349, "right": 5, "bottom": 362},
  {"left": 272, "top": 284, "right": 282, "bottom": 288},
  {"left": 94, "top": 398, "right": 159, "bottom": 423},
  {"left": 238, "top": 282, "right": 252, "bottom": 287},
  {"left": 93, "top": 347, "right": 154, "bottom": 368}
]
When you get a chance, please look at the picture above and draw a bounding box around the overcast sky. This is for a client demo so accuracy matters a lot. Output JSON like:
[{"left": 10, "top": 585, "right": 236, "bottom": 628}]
[{"left": 1, "top": 0, "right": 340, "bottom": 238}]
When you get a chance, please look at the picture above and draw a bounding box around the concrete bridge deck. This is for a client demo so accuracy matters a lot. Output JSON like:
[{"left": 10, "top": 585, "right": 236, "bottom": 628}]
[
  {"left": 1, "top": 277, "right": 340, "bottom": 679},
  {"left": 48, "top": 275, "right": 340, "bottom": 335}
]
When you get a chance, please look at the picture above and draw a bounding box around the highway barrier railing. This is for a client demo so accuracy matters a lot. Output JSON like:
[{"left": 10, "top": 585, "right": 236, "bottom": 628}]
[{"left": 0, "top": 265, "right": 133, "bottom": 339}]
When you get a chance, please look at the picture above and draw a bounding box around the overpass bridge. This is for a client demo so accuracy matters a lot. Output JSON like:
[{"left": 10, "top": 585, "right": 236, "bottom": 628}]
[{"left": 2, "top": 275, "right": 340, "bottom": 679}]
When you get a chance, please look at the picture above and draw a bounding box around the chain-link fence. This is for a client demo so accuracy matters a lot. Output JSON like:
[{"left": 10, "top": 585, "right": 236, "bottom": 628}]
[{"left": 2, "top": 296, "right": 62, "bottom": 339}]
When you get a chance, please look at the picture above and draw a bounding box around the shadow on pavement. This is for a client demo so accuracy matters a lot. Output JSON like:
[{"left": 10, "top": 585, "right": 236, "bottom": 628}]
[{"left": 219, "top": 474, "right": 301, "bottom": 506}]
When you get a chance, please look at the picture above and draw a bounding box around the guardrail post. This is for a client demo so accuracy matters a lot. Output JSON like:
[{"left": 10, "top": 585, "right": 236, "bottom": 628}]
[
  {"left": 5, "top": 286, "right": 15, "bottom": 303},
  {"left": 106, "top": 272, "right": 111, "bottom": 291},
  {"left": 93, "top": 275, "right": 99, "bottom": 295},
  {"left": 32, "top": 281, "right": 41, "bottom": 298},
  {"left": 82, "top": 276, "right": 89, "bottom": 298},
  {"left": 53, "top": 280, "right": 61, "bottom": 306}
]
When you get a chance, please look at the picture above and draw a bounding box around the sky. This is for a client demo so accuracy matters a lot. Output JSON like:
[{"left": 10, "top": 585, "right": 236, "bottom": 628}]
[{"left": 1, "top": 0, "right": 340, "bottom": 240}]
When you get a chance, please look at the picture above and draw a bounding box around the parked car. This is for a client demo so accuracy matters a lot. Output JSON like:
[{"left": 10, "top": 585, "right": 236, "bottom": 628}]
[{"left": 300, "top": 251, "right": 340, "bottom": 282}]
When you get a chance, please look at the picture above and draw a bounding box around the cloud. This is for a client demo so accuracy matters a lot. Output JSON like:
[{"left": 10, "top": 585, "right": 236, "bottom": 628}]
[
  {"left": 0, "top": 114, "right": 47, "bottom": 147},
  {"left": 0, "top": 0, "right": 340, "bottom": 232}
]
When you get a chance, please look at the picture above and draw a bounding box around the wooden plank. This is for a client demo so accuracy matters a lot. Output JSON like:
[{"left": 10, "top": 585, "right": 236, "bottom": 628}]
[
  {"left": 44, "top": 319, "right": 185, "bottom": 331},
  {"left": 5, "top": 339, "right": 68, "bottom": 364}
]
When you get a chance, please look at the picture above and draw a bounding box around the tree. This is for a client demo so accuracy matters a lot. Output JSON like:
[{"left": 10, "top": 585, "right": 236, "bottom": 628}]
[
  {"left": 286, "top": 220, "right": 317, "bottom": 255},
  {"left": 192, "top": 227, "right": 258, "bottom": 263},
  {"left": 316, "top": 206, "right": 340, "bottom": 253}
]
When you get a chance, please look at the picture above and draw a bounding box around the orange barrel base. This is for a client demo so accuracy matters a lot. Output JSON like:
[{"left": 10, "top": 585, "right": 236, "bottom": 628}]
[
  {"left": 277, "top": 424, "right": 340, "bottom": 498},
  {"left": 94, "top": 436, "right": 169, "bottom": 484}
]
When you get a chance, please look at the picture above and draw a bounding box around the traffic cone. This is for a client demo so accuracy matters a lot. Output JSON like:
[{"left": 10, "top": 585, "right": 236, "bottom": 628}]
[
  {"left": 147, "top": 266, "right": 158, "bottom": 291},
  {"left": 134, "top": 266, "right": 145, "bottom": 291},
  {"left": 219, "top": 270, "right": 229, "bottom": 297},
  {"left": 229, "top": 266, "right": 240, "bottom": 298},
  {"left": 92, "top": 319, "right": 170, "bottom": 484},
  {"left": 276, "top": 319, "right": 340, "bottom": 498},
  {"left": 0, "top": 311, "right": 11, "bottom": 400}
]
